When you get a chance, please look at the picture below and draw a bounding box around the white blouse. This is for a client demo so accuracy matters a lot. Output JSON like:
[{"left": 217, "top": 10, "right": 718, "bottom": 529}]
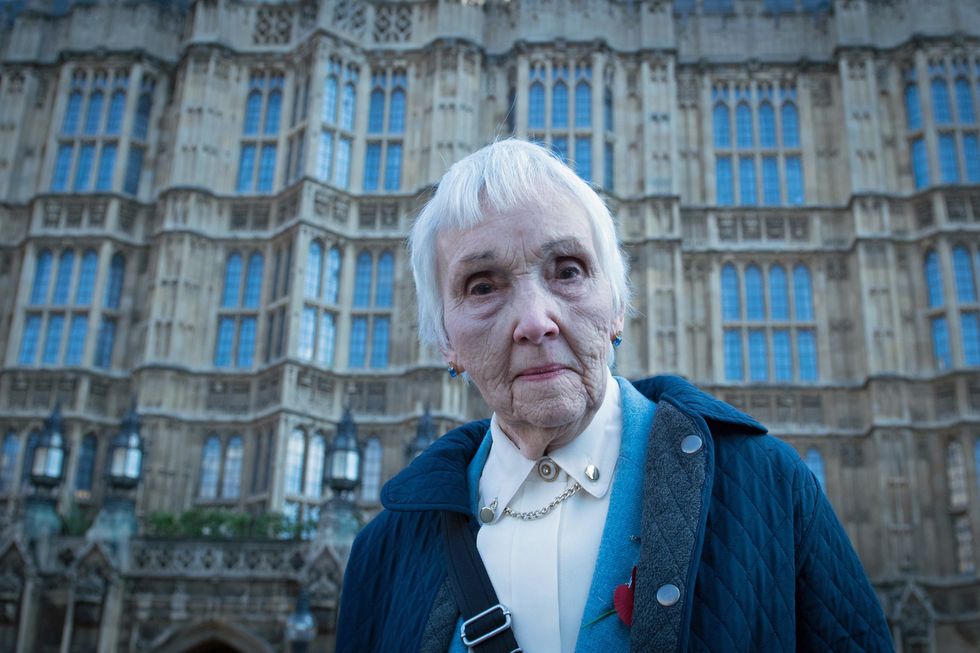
[{"left": 476, "top": 372, "right": 622, "bottom": 653}]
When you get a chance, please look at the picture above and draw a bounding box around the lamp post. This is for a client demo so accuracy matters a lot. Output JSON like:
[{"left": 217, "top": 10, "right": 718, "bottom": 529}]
[
  {"left": 318, "top": 407, "right": 362, "bottom": 554},
  {"left": 407, "top": 405, "right": 435, "bottom": 461},
  {"left": 24, "top": 404, "right": 66, "bottom": 539},
  {"left": 284, "top": 589, "right": 316, "bottom": 653},
  {"left": 88, "top": 404, "right": 143, "bottom": 544}
]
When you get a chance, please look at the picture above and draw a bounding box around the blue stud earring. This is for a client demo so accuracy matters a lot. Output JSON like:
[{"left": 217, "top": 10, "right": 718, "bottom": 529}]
[
  {"left": 447, "top": 363, "right": 459, "bottom": 378},
  {"left": 612, "top": 331, "right": 623, "bottom": 348}
]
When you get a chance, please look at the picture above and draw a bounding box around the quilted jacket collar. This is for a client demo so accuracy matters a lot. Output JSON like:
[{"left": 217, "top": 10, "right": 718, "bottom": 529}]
[{"left": 380, "top": 375, "right": 765, "bottom": 514}]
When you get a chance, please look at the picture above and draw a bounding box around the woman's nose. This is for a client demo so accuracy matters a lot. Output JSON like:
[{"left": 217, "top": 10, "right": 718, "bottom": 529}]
[{"left": 512, "top": 283, "right": 560, "bottom": 344}]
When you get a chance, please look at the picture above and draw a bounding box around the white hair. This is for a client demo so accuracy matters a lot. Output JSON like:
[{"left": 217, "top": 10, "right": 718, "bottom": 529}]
[{"left": 409, "top": 139, "right": 631, "bottom": 353}]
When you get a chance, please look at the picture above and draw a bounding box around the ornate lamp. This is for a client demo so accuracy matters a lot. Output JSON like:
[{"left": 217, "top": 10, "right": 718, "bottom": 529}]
[
  {"left": 30, "top": 404, "right": 65, "bottom": 488},
  {"left": 325, "top": 407, "right": 360, "bottom": 494},
  {"left": 285, "top": 589, "right": 317, "bottom": 653},
  {"left": 407, "top": 406, "right": 436, "bottom": 461},
  {"left": 107, "top": 405, "right": 143, "bottom": 489}
]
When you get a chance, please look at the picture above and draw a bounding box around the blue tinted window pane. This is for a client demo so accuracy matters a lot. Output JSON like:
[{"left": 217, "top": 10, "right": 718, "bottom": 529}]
[
  {"left": 793, "top": 265, "right": 813, "bottom": 320},
  {"left": 368, "top": 89, "right": 385, "bottom": 133},
  {"left": 724, "top": 329, "right": 743, "bottom": 380},
  {"left": 769, "top": 265, "right": 788, "bottom": 320},
  {"left": 264, "top": 90, "right": 282, "bottom": 134},
  {"left": 317, "top": 312, "right": 335, "bottom": 366},
  {"left": 389, "top": 89, "right": 405, "bottom": 134},
  {"left": 236, "top": 144, "right": 256, "bottom": 192},
  {"left": 363, "top": 143, "right": 381, "bottom": 191},
  {"left": 95, "top": 143, "right": 116, "bottom": 191},
  {"left": 965, "top": 135, "right": 980, "bottom": 182},
  {"left": 932, "top": 78, "right": 952, "bottom": 124},
  {"left": 244, "top": 253, "right": 263, "bottom": 307},
  {"left": 318, "top": 130, "right": 333, "bottom": 181},
  {"left": 336, "top": 137, "right": 351, "bottom": 189},
  {"left": 63, "top": 91, "right": 83, "bottom": 134},
  {"left": 349, "top": 316, "right": 367, "bottom": 368},
  {"left": 371, "top": 317, "right": 390, "bottom": 368},
  {"left": 932, "top": 316, "right": 952, "bottom": 370},
  {"left": 30, "top": 250, "right": 52, "bottom": 304},
  {"left": 84, "top": 91, "right": 103, "bottom": 134},
  {"left": 52, "top": 144, "right": 73, "bottom": 191},
  {"left": 106, "top": 90, "right": 125, "bottom": 135},
  {"left": 384, "top": 143, "right": 402, "bottom": 191},
  {"left": 133, "top": 93, "right": 152, "bottom": 141},
  {"left": 552, "top": 82, "right": 568, "bottom": 128},
  {"left": 739, "top": 156, "right": 756, "bottom": 205},
  {"left": 353, "top": 252, "right": 372, "bottom": 307},
  {"left": 716, "top": 156, "right": 733, "bottom": 206},
  {"left": 912, "top": 137, "right": 929, "bottom": 188},
  {"left": 244, "top": 91, "right": 262, "bottom": 135},
  {"left": 105, "top": 253, "right": 125, "bottom": 309},
  {"left": 925, "top": 251, "right": 945, "bottom": 308},
  {"left": 773, "top": 329, "right": 792, "bottom": 380},
  {"left": 713, "top": 104, "right": 730, "bottom": 148},
  {"left": 736, "top": 103, "right": 753, "bottom": 149},
  {"left": 745, "top": 265, "right": 764, "bottom": 320},
  {"left": 257, "top": 145, "right": 276, "bottom": 192},
  {"left": 124, "top": 146, "right": 144, "bottom": 194},
  {"left": 798, "top": 329, "right": 818, "bottom": 381},
  {"left": 0, "top": 434, "right": 19, "bottom": 492},
  {"left": 905, "top": 84, "right": 921, "bottom": 130},
  {"left": 298, "top": 307, "right": 316, "bottom": 360},
  {"left": 341, "top": 84, "right": 356, "bottom": 131},
  {"left": 748, "top": 329, "right": 768, "bottom": 381},
  {"left": 575, "top": 81, "right": 591, "bottom": 128},
  {"left": 962, "top": 313, "right": 980, "bottom": 366},
  {"left": 305, "top": 242, "right": 322, "bottom": 299},
  {"left": 214, "top": 317, "right": 234, "bottom": 367},
  {"left": 956, "top": 79, "right": 976, "bottom": 123},
  {"left": 781, "top": 103, "right": 800, "bottom": 147},
  {"left": 759, "top": 103, "right": 776, "bottom": 148},
  {"left": 785, "top": 155, "right": 804, "bottom": 205},
  {"left": 222, "top": 253, "right": 243, "bottom": 308},
  {"left": 75, "top": 435, "right": 97, "bottom": 491},
  {"left": 323, "top": 76, "right": 338, "bottom": 124},
  {"left": 42, "top": 314, "right": 64, "bottom": 364},
  {"left": 73, "top": 143, "right": 95, "bottom": 191},
  {"left": 52, "top": 250, "right": 74, "bottom": 305},
  {"left": 94, "top": 317, "right": 116, "bottom": 368},
  {"left": 575, "top": 137, "right": 591, "bottom": 182},
  {"left": 199, "top": 436, "right": 221, "bottom": 499},
  {"left": 75, "top": 251, "right": 97, "bottom": 305},
  {"left": 722, "top": 264, "right": 740, "bottom": 321},
  {"left": 953, "top": 247, "right": 977, "bottom": 303},
  {"left": 237, "top": 317, "right": 256, "bottom": 368},
  {"left": 939, "top": 133, "right": 960, "bottom": 183},
  {"left": 222, "top": 436, "right": 243, "bottom": 499},
  {"left": 552, "top": 137, "right": 568, "bottom": 164},
  {"left": 64, "top": 315, "right": 88, "bottom": 365},
  {"left": 375, "top": 251, "right": 394, "bottom": 307},
  {"left": 324, "top": 247, "right": 341, "bottom": 304},
  {"left": 529, "top": 82, "right": 545, "bottom": 130},
  {"left": 604, "top": 141, "right": 614, "bottom": 191},
  {"left": 19, "top": 315, "right": 41, "bottom": 364},
  {"left": 604, "top": 87, "right": 613, "bottom": 132},
  {"left": 805, "top": 449, "right": 825, "bottom": 491},
  {"left": 762, "top": 156, "right": 780, "bottom": 205}
]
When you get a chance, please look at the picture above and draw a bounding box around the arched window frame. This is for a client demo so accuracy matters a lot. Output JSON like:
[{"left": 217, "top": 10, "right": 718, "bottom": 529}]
[
  {"left": 284, "top": 428, "right": 305, "bottom": 496},
  {"left": 305, "top": 241, "right": 323, "bottom": 299},
  {"left": 31, "top": 249, "right": 53, "bottom": 305},
  {"left": 52, "top": 250, "right": 75, "bottom": 305},
  {"left": 721, "top": 263, "right": 741, "bottom": 321},
  {"left": 925, "top": 250, "right": 945, "bottom": 308},
  {"left": 104, "top": 252, "right": 125, "bottom": 309},
  {"left": 221, "top": 253, "right": 243, "bottom": 308},
  {"left": 375, "top": 251, "right": 394, "bottom": 308},
  {"left": 221, "top": 436, "right": 244, "bottom": 499},
  {"left": 304, "top": 433, "right": 325, "bottom": 498},
  {"left": 793, "top": 264, "right": 814, "bottom": 321},
  {"left": 361, "top": 438, "right": 383, "bottom": 503},
  {"left": 745, "top": 265, "right": 765, "bottom": 320},
  {"left": 199, "top": 435, "right": 221, "bottom": 500},
  {"left": 353, "top": 251, "right": 373, "bottom": 307}
]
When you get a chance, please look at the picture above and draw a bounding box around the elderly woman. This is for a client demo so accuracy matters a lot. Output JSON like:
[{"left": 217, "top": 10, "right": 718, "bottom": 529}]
[{"left": 337, "top": 140, "right": 892, "bottom": 652}]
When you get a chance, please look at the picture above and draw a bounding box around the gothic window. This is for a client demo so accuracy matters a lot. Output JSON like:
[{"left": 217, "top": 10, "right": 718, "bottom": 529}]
[
  {"left": 354, "top": 251, "right": 372, "bottom": 307},
  {"left": 41, "top": 314, "right": 64, "bottom": 364},
  {"left": 283, "top": 427, "right": 325, "bottom": 521},
  {"left": 717, "top": 156, "right": 734, "bottom": 206},
  {"left": 368, "top": 87, "right": 385, "bottom": 133},
  {"left": 948, "top": 440, "right": 968, "bottom": 509},
  {"left": 52, "top": 250, "right": 74, "bottom": 305},
  {"left": 349, "top": 249, "right": 394, "bottom": 369},
  {"left": 736, "top": 102, "right": 753, "bottom": 149},
  {"left": 925, "top": 250, "right": 944, "bottom": 308},
  {"left": 529, "top": 78, "right": 545, "bottom": 130},
  {"left": 237, "top": 71, "right": 283, "bottom": 193},
  {"left": 75, "top": 250, "right": 97, "bottom": 305},
  {"left": 303, "top": 433, "right": 325, "bottom": 498},
  {"left": 30, "top": 250, "right": 52, "bottom": 305},
  {"left": 300, "top": 241, "right": 340, "bottom": 365},
  {"left": 804, "top": 448, "right": 826, "bottom": 491},
  {"left": 318, "top": 60, "right": 357, "bottom": 189},
  {"left": 905, "top": 81, "right": 921, "bottom": 130},
  {"left": 721, "top": 262, "right": 818, "bottom": 382},
  {"left": 527, "top": 62, "right": 593, "bottom": 182},
  {"left": 362, "top": 69, "right": 406, "bottom": 193},
  {"left": 759, "top": 102, "right": 776, "bottom": 147},
  {"left": 199, "top": 435, "right": 221, "bottom": 499},
  {"left": 371, "top": 317, "right": 390, "bottom": 368},
  {"left": 375, "top": 251, "right": 394, "bottom": 307},
  {"left": 932, "top": 76, "right": 952, "bottom": 125},
  {"left": 954, "top": 247, "right": 977, "bottom": 303},
  {"left": 955, "top": 515, "right": 976, "bottom": 574},
  {"left": 361, "top": 438, "right": 382, "bottom": 502},
  {"left": 390, "top": 87, "right": 405, "bottom": 133},
  {"left": 325, "top": 246, "right": 342, "bottom": 304},
  {"left": 713, "top": 102, "right": 731, "bottom": 148},
  {"left": 305, "top": 241, "right": 323, "bottom": 299},
  {"left": 0, "top": 431, "right": 19, "bottom": 493},
  {"left": 285, "top": 428, "right": 305, "bottom": 495},
  {"left": 575, "top": 79, "right": 591, "bottom": 128},
  {"left": 214, "top": 250, "right": 261, "bottom": 368},
  {"left": 552, "top": 79, "right": 568, "bottom": 129},
  {"left": 349, "top": 316, "right": 368, "bottom": 368},
  {"left": 74, "top": 433, "right": 97, "bottom": 494},
  {"left": 221, "top": 436, "right": 243, "bottom": 499},
  {"left": 104, "top": 253, "right": 125, "bottom": 309},
  {"left": 19, "top": 315, "right": 41, "bottom": 364}
]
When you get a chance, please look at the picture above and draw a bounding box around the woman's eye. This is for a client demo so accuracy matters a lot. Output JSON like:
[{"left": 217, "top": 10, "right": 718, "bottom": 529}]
[
  {"left": 557, "top": 262, "right": 584, "bottom": 279},
  {"left": 468, "top": 281, "right": 494, "bottom": 296}
]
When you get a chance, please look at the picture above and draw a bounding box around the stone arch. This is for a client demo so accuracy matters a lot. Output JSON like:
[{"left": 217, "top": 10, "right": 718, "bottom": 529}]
[{"left": 150, "top": 619, "right": 275, "bottom": 653}]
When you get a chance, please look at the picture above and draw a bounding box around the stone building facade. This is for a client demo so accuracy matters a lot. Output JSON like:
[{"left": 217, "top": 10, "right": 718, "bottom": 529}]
[{"left": 0, "top": 0, "right": 978, "bottom": 650}]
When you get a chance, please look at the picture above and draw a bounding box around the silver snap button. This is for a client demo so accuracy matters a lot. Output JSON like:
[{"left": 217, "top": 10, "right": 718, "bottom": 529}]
[
  {"left": 680, "top": 435, "right": 703, "bottom": 454},
  {"left": 656, "top": 583, "right": 681, "bottom": 606}
]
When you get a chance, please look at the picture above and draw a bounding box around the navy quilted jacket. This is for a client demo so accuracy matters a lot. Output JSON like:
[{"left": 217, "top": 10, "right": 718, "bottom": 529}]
[{"left": 337, "top": 376, "right": 894, "bottom": 652}]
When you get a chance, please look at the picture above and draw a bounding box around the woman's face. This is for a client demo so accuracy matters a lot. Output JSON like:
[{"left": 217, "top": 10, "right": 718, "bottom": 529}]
[{"left": 438, "top": 199, "right": 623, "bottom": 439}]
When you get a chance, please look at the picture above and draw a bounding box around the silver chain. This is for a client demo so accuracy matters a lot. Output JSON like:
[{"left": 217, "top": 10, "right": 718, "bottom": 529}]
[{"left": 503, "top": 482, "right": 582, "bottom": 521}]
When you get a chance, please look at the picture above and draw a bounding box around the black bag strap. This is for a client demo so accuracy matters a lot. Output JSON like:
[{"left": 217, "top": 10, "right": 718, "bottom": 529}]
[{"left": 441, "top": 511, "right": 522, "bottom": 653}]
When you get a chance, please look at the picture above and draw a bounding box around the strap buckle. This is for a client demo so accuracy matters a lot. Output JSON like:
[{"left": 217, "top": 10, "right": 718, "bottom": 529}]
[{"left": 460, "top": 603, "right": 518, "bottom": 649}]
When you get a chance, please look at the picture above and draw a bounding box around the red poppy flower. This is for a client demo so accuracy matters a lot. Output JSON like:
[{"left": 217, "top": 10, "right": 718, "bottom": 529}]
[{"left": 613, "top": 566, "right": 637, "bottom": 626}]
